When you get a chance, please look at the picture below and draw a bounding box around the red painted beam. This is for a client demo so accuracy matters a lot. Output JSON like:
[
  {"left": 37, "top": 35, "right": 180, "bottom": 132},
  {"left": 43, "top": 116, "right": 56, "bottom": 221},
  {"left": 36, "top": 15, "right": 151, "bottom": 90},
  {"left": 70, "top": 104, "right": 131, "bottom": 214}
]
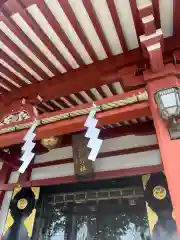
[
  {"left": 0, "top": 50, "right": 142, "bottom": 106},
  {"left": 33, "top": 144, "right": 159, "bottom": 169},
  {"left": 0, "top": 101, "right": 150, "bottom": 147},
  {"left": 37, "top": 87, "right": 148, "bottom": 117},
  {"left": 35, "top": 121, "right": 155, "bottom": 155},
  {"left": 0, "top": 88, "right": 150, "bottom": 147},
  {"left": 0, "top": 165, "right": 162, "bottom": 190}
]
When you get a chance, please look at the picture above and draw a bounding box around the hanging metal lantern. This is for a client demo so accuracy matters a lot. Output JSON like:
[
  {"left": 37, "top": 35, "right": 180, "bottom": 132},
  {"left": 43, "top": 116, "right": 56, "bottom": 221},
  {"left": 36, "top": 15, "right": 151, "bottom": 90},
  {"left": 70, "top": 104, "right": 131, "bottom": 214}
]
[
  {"left": 41, "top": 136, "right": 61, "bottom": 150},
  {"left": 155, "top": 87, "right": 180, "bottom": 120}
]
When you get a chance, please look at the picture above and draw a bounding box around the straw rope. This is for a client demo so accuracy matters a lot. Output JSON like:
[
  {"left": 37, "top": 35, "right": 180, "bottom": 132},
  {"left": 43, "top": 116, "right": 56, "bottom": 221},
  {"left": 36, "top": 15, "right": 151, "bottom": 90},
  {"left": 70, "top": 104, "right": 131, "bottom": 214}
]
[{"left": 0, "top": 91, "right": 148, "bottom": 135}]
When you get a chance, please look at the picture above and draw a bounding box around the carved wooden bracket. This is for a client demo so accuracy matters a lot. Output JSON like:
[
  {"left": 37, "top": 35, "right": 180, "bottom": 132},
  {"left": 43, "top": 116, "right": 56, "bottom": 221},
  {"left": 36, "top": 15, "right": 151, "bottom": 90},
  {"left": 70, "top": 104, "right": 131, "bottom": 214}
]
[{"left": 138, "top": 4, "right": 164, "bottom": 72}]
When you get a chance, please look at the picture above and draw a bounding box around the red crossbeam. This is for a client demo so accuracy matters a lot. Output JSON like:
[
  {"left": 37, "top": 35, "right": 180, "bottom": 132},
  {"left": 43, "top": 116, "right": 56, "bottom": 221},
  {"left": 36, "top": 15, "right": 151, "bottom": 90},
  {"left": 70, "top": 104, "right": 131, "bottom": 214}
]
[{"left": 0, "top": 88, "right": 150, "bottom": 147}]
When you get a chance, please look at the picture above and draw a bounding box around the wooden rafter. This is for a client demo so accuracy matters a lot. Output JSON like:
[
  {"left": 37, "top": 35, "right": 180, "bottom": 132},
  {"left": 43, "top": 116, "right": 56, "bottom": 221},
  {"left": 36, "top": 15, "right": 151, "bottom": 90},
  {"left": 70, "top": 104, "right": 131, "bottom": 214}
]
[
  {"left": 0, "top": 13, "right": 57, "bottom": 77},
  {"left": 129, "top": 0, "right": 143, "bottom": 38},
  {"left": 2, "top": 0, "right": 68, "bottom": 74},
  {"left": 19, "top": 0, "right": 85, "bottom": 67},
  {"left": 0, "top": 51, "right": 34, "bottom": 86},
  {"left": 106, "top": 0, "right": 128, "bottom": 52},
  {"left": 0, "top": 31, "right": 46, "bottom": 81},
  {"left": 0, "top": 49, "right": 142, "bottom": 105},
  {"left": 0, "top": 85, "right": 10, "bottom": 94},
  {"left": 152, "top": 0, "right": 161, "bottom": 29},
  {"left": 0, "top": 0, "right": 178, "bottom": 108},
  {"left": 173, "top": 0, "right": 180, "bottom": 36},
  {"left": 59, "top": 0, "right": 98, "bottom": 61},
  {"left": 0, "top": 71, "right": 17, "bottom": 91},
  {"left": 0, "top": 34, "right": 180, "bottom": 107},
  {"left": 82, "top": 0, "right": 112, "bottom": 56}
]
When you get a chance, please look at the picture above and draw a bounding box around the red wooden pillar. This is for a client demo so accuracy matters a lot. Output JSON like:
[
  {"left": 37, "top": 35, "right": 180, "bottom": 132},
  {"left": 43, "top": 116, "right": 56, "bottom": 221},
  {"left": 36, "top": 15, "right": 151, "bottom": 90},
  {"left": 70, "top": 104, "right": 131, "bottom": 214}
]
[
  {"left": 0, "top": 164, "right": 11, "bottom": 206},
  {"left": 147, "top": 74, "right": 180, "bottom": 235},
  {"left": 0, "top": 164, "right": 11, "bottom": 240},
  {"left": 0, "top": 149, "right": 20, "bottom": 207},
  {"left": 138, "top": 3, "right": 180, "bottom": 235}
]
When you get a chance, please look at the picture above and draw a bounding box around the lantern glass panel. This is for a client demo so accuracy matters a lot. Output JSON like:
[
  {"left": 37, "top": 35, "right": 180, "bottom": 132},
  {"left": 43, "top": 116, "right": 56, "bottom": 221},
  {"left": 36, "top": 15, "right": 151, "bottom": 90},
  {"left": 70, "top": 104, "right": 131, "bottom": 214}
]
[
  {"left": 166, "top": 106, "right": 178, "bottom": 116},
  {"left": 155, "top": 87, "right": 180, "bottom": 120},
  {"left": 161, "top": 109, "right": 169, "bottom": 119},
  {"left": 161, "top": 93, "right": 177, "bottom": 108}
]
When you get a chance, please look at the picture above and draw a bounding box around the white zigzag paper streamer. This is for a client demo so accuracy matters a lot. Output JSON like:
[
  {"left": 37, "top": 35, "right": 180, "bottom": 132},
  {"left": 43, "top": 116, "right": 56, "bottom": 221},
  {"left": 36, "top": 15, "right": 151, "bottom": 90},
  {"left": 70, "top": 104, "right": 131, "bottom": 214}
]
[
  {"left": 18, "top": 106, "right": 38, "bottom": 173},
  {"left": 84, "top": 103, "right": 103, "bottom": 161},
  {"left": 18, "top": 120, "right": 38, "bottom": 173}
]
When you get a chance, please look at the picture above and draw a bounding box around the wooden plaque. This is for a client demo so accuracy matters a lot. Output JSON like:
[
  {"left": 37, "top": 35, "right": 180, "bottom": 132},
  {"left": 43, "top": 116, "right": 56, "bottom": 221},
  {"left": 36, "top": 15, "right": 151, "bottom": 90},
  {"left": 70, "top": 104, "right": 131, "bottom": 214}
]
[{"left": 72, "top": 132, "right": 94, "bottom": 179}]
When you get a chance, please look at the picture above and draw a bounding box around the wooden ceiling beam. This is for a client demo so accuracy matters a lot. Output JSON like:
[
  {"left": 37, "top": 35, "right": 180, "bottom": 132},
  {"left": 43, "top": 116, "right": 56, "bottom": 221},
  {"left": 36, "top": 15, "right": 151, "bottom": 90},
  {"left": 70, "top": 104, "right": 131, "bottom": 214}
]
[
  {"left": 0, "top": 35, "right": 179, "bottom": 107},
  {"left": 0, "top": 48, "right": 142, "bottom": 106}
]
